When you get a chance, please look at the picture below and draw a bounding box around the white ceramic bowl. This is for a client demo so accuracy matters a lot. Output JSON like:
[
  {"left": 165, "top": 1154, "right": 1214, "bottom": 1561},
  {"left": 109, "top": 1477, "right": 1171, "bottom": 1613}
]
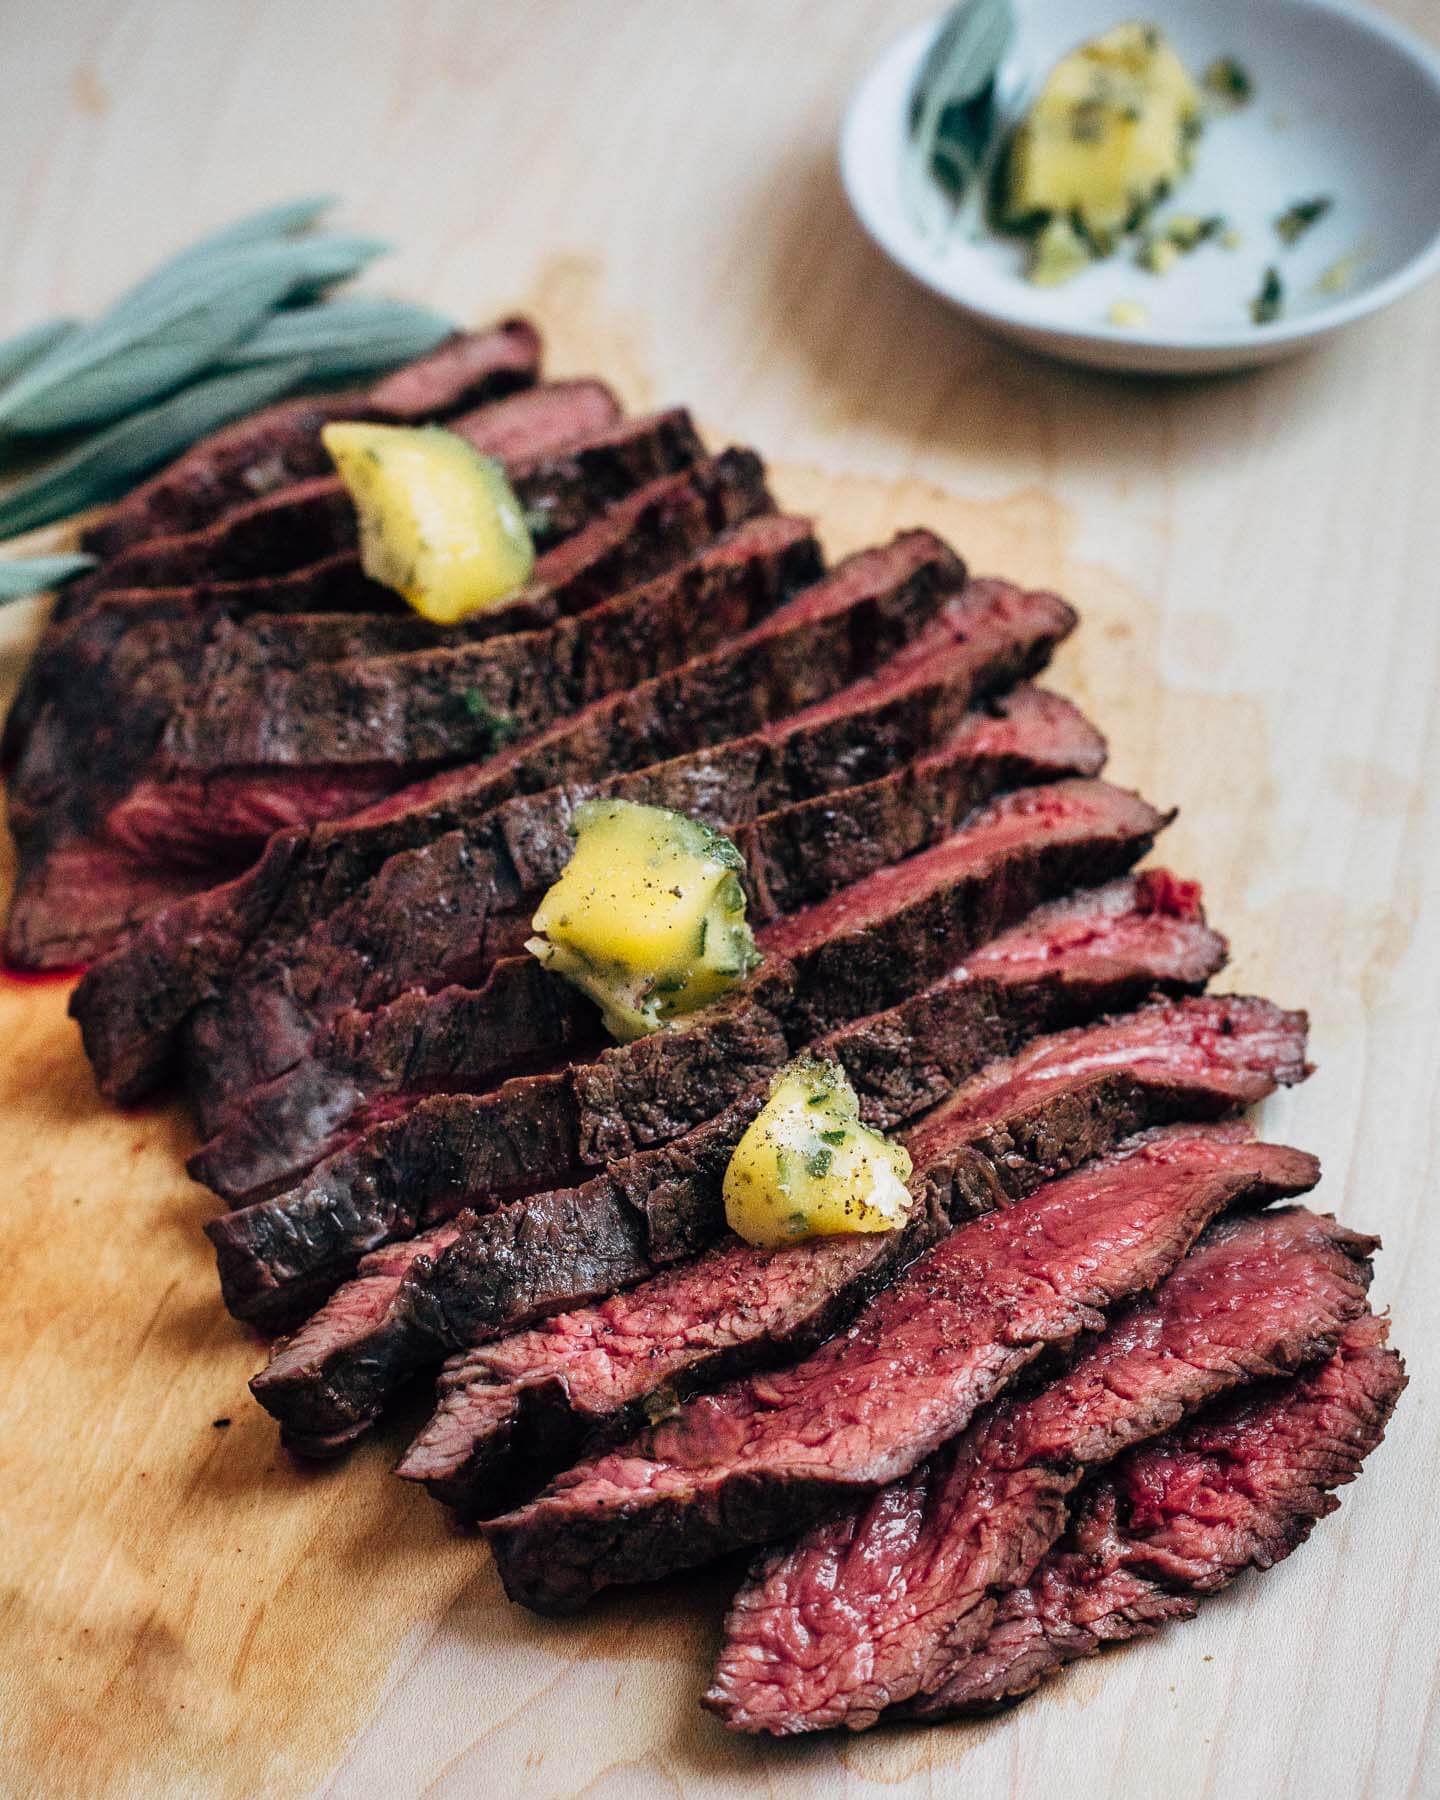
[{"left": 840, "top": 0, "right": 1440, "bottom": 374}]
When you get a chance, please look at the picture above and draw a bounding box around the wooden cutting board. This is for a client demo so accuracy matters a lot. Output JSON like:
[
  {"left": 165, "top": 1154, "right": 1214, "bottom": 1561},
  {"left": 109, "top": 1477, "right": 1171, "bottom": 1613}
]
[{"left": 2, "top": 4, "right": 1437, "bottom": 1795}]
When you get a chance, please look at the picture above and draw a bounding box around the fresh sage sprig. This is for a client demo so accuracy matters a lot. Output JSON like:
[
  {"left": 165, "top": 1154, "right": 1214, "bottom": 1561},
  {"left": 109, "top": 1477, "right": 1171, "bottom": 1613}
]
[
  {"left": 0, "top": 319, "right": 79, "bottom": 392},
  {"left": 905, "top": 0, "right": 1015, "bottom": 236},
  {"left": 222, "top": 295, "right": 455, "bottom": 383},
  {"left": 0, "top": 553, "right": 98, "bottom": 604},
  {"left": 0, "top": 235, "right": 389, "bottom": 437},
  {"left": 100, "top": 195, "right": 336, "bottom": 325},
  {"left": 0, "top": 197, "right": 461, "bottom": 543},
  {"left": 0, "top": 358, "right": 312, "bottom": 539}
]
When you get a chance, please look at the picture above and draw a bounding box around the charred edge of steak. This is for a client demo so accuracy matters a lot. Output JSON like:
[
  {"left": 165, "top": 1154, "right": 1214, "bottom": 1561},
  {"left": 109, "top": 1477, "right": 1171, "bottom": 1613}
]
[{"left": 907, "top": 1311, "right": 1405, "bottom": 1720}]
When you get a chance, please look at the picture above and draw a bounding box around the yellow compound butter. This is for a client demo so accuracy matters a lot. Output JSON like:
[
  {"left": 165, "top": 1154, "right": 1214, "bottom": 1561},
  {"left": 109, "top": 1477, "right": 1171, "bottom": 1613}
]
[
  {"left": 723, "top": 1058, "right": 914, "bottom": 1250},
  {"left": 322, "top": 421, "right": 534, "bottom": 624},
  {"left": 527, "top": 799, "right": 760, "bottom": 1041},
  {"left": 1007, "top": 22, "right": 1202, "bottom": 262}
]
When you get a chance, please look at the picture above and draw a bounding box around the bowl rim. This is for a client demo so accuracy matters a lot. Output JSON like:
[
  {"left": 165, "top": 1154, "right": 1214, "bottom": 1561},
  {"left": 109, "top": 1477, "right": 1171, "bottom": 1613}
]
[{"left": 839, "top": 0, "right": 1440, "bottom": 357}]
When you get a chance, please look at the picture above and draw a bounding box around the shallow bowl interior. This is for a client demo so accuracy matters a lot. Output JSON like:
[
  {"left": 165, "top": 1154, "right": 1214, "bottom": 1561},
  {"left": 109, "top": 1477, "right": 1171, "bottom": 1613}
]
[{"left": 841, "top": 0, "right": 1440, "bottom": 373}]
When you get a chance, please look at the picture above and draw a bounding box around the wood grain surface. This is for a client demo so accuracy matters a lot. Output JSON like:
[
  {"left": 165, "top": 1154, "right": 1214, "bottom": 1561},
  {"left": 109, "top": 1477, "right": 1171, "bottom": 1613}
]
[{"left": 1, "top": 4, "right": 1437, "bottom": 1796}]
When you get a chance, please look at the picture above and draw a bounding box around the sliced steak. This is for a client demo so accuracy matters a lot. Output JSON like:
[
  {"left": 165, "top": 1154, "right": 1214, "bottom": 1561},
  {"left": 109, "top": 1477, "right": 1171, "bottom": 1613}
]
[
  {"left": 192, "top": 686, "right": 1104, "bottom": 1200},
  {"left": 206, "top": 856, "right": 1214, "bottom": 1326},
  {"left": 397, "top": 988, "right": 1302, "bottom": 1507},
  {"left": 905, "top": 992, "right": 1311, "bottom": 1214},
  {"left": 181, "top": 531, "right": 974, "bottom": 1121},
  {"left": 78, "top": 390, "right": 679, "bottom": 602},
  {"left": 481, "top": 1125, "right": 1321, "bottom": 1614},
  {"left": 219, "top": 784, "right": 1166, "bottom": 1324},
  {"left": 248, "top": 986, "right": 1305, "bottom": 1455},
  {"left": 737, "top": 686, "right": 1105, "bottom": 924},
  {"left": 79, "top": 319, "right": 544, "bottom": 561},
  {"left": 913, "top": 1313, "right": 1405, "bottom": 1719},
  {"left": 706, "top": 1206, "right": 1375, "bottom": 1733},
  {"left": 7, "top": 509, "right": 819, "bottom": 971},
  {"left": 234, "top": 1220, "right": 471, "bottom": 1459},
  {"left": 9, "top": 379, "right": 631, "bottom": 827},
  {"left": 397, "top": 1227, "right": 925, "bottom": 1517},
  {"left": 68, "top": 449, "right": 776, "bottom": 1095},
  {"left": 100, "top": 513, "right": 821, "bottom": 858},
  {"left": 25, "top": 448, "right": 775, "bottom": 824},
  {"left": 200, "top": 775, "right": 1160, "bottom": 1199},
  {"left": 394, "top": 874, "right": 1229, "bottom": 1513},
  {"left": 149, "top": 516, "right": 815, "bottom": 783}
]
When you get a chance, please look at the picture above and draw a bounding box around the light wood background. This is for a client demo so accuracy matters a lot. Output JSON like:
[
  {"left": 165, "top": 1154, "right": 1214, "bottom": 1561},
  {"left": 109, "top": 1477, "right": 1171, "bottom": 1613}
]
[{"left": 2, "top": 3, "right": 1437, "bottom": 1796}]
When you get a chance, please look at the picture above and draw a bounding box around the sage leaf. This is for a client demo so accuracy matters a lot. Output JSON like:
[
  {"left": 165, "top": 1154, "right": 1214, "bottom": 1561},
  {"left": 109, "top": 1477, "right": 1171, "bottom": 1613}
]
[
  {"left": 0, "top": 552, "right": 98, "bottom": 604},
  {"left": 1275, "top": 196, "right": 1334, "bottom": 247},
  {"left": 0, "top": 319, "right": 78, "bottom": 391},
  {"left": 0, "top": 358, "right": 312, "bottom": 539},
  {"left": 102, "top": 194, "right": 336, "bottom": 322},
  {"left": 0, "top": 236, "right": 388, "bottom": 436},
  {"left": 223, "top": 296, "right": 455, "bottom": 382},
  {"left": 905, "top": 0, "right": 1014, "bottom": 234}
]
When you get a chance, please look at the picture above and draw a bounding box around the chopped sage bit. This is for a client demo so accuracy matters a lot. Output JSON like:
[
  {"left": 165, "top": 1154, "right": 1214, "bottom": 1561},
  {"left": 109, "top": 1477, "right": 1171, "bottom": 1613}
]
[
  {"left": 1169, "top": 213, "right": 1226, "bottom": 251},
  {"left": 1203, "top": 56, "right": 1253, "bottom": 106},
  {"left": 1275, "top": 196, "right": 1334, "bottom": 247},
  {"left": 1137, "top": 213, "right": 1226, "bottom": 274},
  {"left": 1251, "top": 266, "right": 1285, "bottom": 325},
  {"left": 642, "top": 1384, "right": 683, "bottom": 1425},
  {"left": 460, "top": 686, "right": 513, "bottom": 743}
]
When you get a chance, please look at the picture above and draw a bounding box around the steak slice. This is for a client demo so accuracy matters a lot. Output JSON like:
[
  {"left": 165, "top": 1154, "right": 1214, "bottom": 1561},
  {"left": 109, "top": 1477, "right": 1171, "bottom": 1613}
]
[
  {"left": 249, "top": 986, "right": 1304, "bottom": 1454},
  {"left": 148, "top": 515, "right": 817, "bottom": 781},
  {"left": 481, "top": 1125, "right": 1321, "bottom": 1614},
  {"left": 68, "top": 450, "right": 776, "bottom": 1097},
  {"left": 77, "top": 393, "right": 687, "bottom": 603},
  {"left": 79, "top": 319, "right": 544, "bottom": 561},
  {"left": 705, "top": 1205, "right": 1375, "bottom": 1733},
  {"left": 181, "top": 531, "right": 973, "bottom": 1122},
  {"left": 191, "top": 685, "right": 1105, "bottom": 1200},
  {"left": 393, "top": 874, "right": 1229, "bottom": 1513},
  {"left": 912, "top": 1313, "right": 1405, "bottom": 1719}
]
